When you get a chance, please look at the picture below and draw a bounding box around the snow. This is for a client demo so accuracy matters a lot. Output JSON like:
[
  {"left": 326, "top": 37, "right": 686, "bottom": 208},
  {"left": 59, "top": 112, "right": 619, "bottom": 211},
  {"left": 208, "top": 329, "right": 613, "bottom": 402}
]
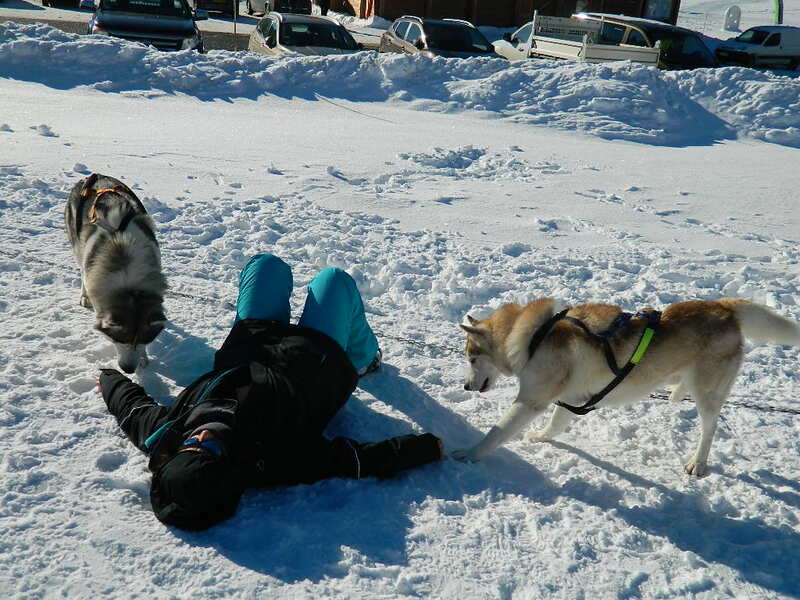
[{"left": 1, "top": 1, "right": 799, "bottom": 598}]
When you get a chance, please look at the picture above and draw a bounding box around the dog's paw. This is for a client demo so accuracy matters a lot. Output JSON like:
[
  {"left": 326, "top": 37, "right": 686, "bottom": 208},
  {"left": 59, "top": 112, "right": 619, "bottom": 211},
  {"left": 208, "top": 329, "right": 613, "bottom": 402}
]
[
  {"left": 451, "top": 449, "right": 479, "bottom": 463},
  {"left": 524, "top": 430, "right": 553, "bottom": 443},
  {"left": 79, "top": 295, "right": 93, "bottom": 309},
  {"left": 684, "top": 458, "right": 709, "bottom": 477}
]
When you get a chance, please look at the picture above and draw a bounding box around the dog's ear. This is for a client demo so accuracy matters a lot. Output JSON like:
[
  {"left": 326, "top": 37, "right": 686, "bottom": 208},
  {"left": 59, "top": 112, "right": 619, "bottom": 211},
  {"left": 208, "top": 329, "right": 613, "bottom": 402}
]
[
  {"left": 460, "top": 323, "right": 485, "bottom": 337},
  {"left": 80, "top": 173, "right": 99, "bottom": 197},
  {"left": 466, "top": 315, "right": 480, "bottom": 326}
]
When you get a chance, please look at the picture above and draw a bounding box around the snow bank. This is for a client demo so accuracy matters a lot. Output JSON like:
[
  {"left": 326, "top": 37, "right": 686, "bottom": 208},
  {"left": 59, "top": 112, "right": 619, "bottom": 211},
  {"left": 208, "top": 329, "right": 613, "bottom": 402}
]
[{"left": 2, "top": 22, "right": 799, "bottom": 147}]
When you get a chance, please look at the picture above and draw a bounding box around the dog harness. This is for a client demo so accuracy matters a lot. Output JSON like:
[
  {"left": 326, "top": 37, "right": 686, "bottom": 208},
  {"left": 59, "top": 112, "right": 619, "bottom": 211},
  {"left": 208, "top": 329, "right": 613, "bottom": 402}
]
[
  {"left": 527, "top": 308, "right": 661, "bottom": 415},
  {"left": 75, "top": 173, "right": 155, "bottom": 240}
]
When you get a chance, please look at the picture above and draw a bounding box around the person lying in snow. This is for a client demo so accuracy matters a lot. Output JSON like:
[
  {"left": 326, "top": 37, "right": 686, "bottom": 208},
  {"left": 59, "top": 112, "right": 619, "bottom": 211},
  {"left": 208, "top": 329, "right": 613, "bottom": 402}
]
[{"left": 98, "top": 253, "right": 443, "bottom": 531}]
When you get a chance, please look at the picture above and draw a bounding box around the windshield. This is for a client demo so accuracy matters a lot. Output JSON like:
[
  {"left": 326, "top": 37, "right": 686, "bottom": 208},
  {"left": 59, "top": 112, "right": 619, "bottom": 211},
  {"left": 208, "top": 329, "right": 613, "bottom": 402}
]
[
  {"left": 99, "top": 0, "right": 191, "bottom": 17},
  {"left": 280, "top": 22, "right": 359, "bottom": 50},
  {"left": 424, "top": 22, "right": 493, "bottom": 53},
  {"left": 735, "top": 28, "right": 770, "bottom": 45}
]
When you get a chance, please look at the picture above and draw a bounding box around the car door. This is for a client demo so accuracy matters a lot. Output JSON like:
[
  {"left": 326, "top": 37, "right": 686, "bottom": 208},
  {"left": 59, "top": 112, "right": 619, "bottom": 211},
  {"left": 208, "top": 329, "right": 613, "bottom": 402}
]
[
  {"left": 404, "top": 22, "right": 424, "bottom": 54},
  {"left": 253, "top": 16, "right": 278, "bottom": 55},
  {"left": 382, "top": 20, "right": 409, "bottom": 53},
  {"left": 505, "top": 23, "right": 532, "bottom": 60}
]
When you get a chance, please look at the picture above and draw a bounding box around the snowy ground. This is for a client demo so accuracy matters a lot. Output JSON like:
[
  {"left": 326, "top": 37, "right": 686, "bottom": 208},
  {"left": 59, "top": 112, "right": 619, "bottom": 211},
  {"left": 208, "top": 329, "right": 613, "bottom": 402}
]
[{"left": 1, "top": 3, "right": 800, "bottom": 599}]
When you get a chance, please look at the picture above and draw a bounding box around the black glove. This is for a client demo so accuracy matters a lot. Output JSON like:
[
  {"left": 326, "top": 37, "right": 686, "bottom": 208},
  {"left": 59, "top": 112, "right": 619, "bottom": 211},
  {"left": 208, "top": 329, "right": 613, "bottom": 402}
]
[{"left": 358, "top": 433, "right": 442, "bottom": 479}]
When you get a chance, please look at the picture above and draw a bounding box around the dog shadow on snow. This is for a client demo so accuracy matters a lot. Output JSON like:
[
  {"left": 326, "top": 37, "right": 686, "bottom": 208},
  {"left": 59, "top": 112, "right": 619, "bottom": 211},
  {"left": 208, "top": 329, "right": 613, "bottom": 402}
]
[
  {"left": 135, "top": 322, "right": 219, "bottom": 403},
  {"left": 172, "top": 363, "right": 799, "bottom": 596},
  {"left": 549, "top": 442, "right": 800, "bottom": 598}
]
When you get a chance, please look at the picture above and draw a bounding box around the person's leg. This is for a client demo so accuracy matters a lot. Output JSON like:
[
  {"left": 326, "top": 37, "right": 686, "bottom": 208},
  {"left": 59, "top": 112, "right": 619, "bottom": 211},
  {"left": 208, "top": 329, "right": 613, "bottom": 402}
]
[
  {"left": 298, "top": 267, "right": 379, "bottom": 372},
  {"left": 235, "top": 254, "right": 293, "bottom": 323}
]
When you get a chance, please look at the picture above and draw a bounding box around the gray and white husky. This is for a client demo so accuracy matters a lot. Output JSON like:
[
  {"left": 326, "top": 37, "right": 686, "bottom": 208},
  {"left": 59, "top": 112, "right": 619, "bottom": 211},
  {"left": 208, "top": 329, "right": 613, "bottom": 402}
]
[{"left": 65, "top": 173, "right": 167, "bottom": 373}]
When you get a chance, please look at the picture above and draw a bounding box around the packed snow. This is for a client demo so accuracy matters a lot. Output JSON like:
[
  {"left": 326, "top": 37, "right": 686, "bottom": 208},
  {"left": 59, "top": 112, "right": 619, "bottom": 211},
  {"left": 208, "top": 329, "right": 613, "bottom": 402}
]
[{"left": 1, "top": 3, "right": 799, "bottom": 599}]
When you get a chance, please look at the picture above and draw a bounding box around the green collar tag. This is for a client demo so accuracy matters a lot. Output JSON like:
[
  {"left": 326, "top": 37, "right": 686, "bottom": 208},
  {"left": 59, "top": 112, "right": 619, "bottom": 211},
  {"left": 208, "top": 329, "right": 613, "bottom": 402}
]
[{"left": 630, "top": 327, "right": 655, "bottom": 364}]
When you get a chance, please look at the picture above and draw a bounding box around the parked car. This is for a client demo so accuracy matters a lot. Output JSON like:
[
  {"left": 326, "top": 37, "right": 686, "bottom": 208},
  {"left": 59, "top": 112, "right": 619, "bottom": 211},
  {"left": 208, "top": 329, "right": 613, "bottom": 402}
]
[
  {"left": 494, "top": 14, "right": 660, "bottom": 66},
  {"left": 575, "top": 13, "right": 718, "bottom": 69},
  {"left": 188, "top": 0, "right": 237, "bottom": 18},
  {"left": 715, "top": 25, "right": 800, "bottom": 70},
  {"left": 379, "top": 16, "right": 502, "bottom": 59},
  {"left": 248, "top": 12, "right": 363, "bottom": 56},
  {"left": 245, "top": 0, "right": 311, "bottom": 17},
  {"left": 88, "top": 0, "right": 207, "bottom": 52}
]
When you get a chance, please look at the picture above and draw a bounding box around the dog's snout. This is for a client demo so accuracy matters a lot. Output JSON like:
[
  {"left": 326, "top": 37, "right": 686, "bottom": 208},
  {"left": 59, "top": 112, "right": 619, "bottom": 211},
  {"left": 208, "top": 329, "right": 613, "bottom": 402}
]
[
  {"left": 464, "top": 383, "right": 471, "bottom": 391},
  {"left": 119, "top": 361, "right": 137, "bottom": 374}
]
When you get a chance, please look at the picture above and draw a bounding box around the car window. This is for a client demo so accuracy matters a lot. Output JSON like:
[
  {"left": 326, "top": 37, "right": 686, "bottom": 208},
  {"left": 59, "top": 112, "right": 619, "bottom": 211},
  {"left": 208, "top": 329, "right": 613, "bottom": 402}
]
[
  {"left": 258, "top": 18, "right": 274, "bottom": 36},
  {"left": 99, "top": 0, "right": 190, "bottom": 17},
  {"left": 393, "top": 21, "right": 410, "bottom": 39},
  {"left": 280, "top": 22, "right": 358, "bottom": 49},
  {"left": 764, "top": 33, "right": 781, "bottom": 47},
  {"left": 405, "top": 23, "right": 423, "bottom": 45},
  {"left": 599, "top": 23, "right": 626, "bottom": 45},
  {"left": 626, "top": 29, "right": 649, "bottom": 47},
  {"left": 424, "top": 23, "right": 493, "bottom": 53},
  {"left": 736, "top": 29, "right": 770, "bottom": 45},
  {"left": 512, "top": 23, "right": 532, "bottom": 44}
]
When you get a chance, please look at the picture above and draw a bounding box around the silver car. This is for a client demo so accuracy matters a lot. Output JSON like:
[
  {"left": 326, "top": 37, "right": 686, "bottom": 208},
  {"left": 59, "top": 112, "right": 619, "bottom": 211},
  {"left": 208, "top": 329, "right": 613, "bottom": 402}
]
[{"left": 248, "top": 12, "right": 362, "bottom": 56}]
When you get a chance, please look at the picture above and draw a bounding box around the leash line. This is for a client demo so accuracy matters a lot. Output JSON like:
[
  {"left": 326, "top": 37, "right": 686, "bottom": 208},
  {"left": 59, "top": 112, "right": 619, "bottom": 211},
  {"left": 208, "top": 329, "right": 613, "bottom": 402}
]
[{"left": 3, "top": 248, "right": 798, "bottom": 417}]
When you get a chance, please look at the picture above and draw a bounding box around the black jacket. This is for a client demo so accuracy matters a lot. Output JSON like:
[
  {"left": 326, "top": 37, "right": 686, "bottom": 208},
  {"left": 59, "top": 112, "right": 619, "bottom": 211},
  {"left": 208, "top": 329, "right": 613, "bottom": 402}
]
[{"left": 100, "top": 319, "right": 440, "bottom": 487}]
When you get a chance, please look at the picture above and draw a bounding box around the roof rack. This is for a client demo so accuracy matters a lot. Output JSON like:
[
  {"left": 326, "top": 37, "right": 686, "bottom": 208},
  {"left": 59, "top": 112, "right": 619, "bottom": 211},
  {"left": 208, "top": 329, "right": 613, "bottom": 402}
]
[
  {"left": 400, "top": 15, "right": 424, "bottom": 24},
  {"left": 442, "top": 18, "right": 475, "bottom": 28}
]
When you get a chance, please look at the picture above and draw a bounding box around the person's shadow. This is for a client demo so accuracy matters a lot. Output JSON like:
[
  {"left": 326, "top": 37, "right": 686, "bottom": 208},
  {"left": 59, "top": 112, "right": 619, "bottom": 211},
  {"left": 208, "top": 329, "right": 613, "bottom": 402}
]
[
  {"left": 164, "top": 364, "right": 800, "bottom": 597},
  {"left": 177, "top": 364, "right": 556, "bottom": 582}
]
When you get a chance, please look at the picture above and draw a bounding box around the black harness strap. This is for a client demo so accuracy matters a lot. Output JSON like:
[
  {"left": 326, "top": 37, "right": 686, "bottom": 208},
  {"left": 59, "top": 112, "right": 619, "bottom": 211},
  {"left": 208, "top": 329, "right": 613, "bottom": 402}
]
[
  {"left": 527, "top": 308, "right": 570, "bottom": 360},
  {"left": 527, "top": 307, "right": 661, "bottom": 416}
]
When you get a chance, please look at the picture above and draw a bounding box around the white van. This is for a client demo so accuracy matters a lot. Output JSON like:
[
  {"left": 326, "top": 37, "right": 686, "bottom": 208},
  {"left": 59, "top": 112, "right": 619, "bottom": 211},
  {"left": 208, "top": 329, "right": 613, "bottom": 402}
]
[{"left": 715, "top": 25, "right": 800, "bottom": 70}]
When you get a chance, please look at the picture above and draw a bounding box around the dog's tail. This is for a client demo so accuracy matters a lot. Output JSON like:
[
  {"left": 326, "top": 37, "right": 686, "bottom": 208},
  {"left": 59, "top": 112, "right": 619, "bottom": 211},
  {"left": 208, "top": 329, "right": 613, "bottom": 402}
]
[{"left": 719, "top": 298, "right": 800, "bottom": 346}]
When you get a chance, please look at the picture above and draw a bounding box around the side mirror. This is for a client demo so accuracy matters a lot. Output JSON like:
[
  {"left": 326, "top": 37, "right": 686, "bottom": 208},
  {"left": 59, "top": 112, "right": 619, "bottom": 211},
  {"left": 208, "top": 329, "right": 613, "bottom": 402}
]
[
  {"left": 266, "top": 34, "right": 277, "bottom": 48},
  {"left": 356, "top": 42, "right": 364, "bottom": 50},
  {"left": 414, "top": 38, "right": 425, "bottom": 50},
  {"left": 503, "top": 32, "right": 512, "bottom": 42},
  {"left": 194, "top": 9, "right": 209, "bottom": 20}
]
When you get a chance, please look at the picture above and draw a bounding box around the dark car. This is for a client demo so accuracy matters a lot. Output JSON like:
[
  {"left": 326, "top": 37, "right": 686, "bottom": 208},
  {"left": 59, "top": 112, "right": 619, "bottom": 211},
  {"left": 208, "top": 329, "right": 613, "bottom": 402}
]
[
  {"left": 245, "top": 0, "right": 311, "bottom": 16},
  {"left": 379, "top": 16, "right": 502, "bottom": 59},
  {"left": 577, "top": 13, "right": 717, "bottom": 69},
  {"left": 189, "top": 0, "right": 237, "bottom": 18},
  {"left": 88, "top": 0, "right": 207, "bottom": 52}
]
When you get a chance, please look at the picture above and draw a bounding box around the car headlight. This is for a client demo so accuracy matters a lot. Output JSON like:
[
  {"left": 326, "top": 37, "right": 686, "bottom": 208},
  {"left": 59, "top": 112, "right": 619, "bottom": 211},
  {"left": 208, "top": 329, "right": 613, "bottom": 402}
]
[{"left": 181, "top": 33, "right": 202, "bottom": 50}]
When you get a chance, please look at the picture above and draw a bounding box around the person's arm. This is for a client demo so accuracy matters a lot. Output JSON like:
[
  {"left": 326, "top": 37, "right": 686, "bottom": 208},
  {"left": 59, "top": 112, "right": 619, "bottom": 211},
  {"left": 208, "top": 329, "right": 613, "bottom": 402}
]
[
  {"left": 278, "top": 433, "right": 442, "bottom": 485},
  {"left": 99, "top": 369, "right": 169, "bottom": 452}
]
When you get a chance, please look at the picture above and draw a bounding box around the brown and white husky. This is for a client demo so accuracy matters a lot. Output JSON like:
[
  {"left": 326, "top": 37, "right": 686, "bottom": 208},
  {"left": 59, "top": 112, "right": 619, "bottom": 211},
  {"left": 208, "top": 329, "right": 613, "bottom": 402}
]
[{"left": 456, "top": 298, "right": 800, "bottom": 476}]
